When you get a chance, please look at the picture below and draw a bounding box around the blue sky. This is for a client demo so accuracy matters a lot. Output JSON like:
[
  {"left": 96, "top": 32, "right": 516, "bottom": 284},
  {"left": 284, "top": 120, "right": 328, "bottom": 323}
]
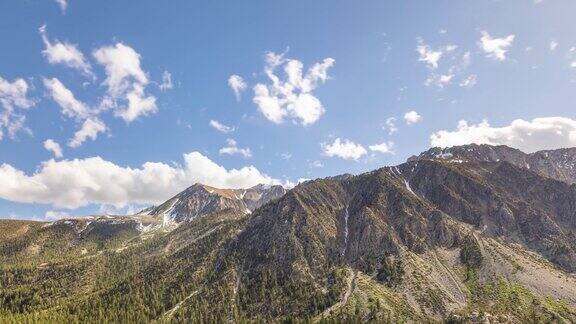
[{"left": 2, "top": 0, "right": 576, "bottom": 219}]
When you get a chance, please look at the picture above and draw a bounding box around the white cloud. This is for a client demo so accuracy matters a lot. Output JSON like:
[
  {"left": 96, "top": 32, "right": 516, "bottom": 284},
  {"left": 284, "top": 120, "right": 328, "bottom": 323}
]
[
  {"left": 45, "top": 210, "right": 70, "bottom": 220},
  {"left": 44, "top": 139, "right": 63, "bottom": 158},
  {"left": 479, "top": 31, "right": 515, "bottom": 61},
  {"left": 93, "top": 43, "right": 157, "bottom": 122},
  {"left": 417, "top": 41, "right": 443, "bottom": 69},
  {"left": 425, "top": 73, "right": 454, "bottom": 88},
  {"left": 369, "top": 141, "right": 395, "bottom": 154},
  {"left": 228, "top": 74, "right": 246, "bottom": 100},
  {"left": 460, "top": 74, "right": 478, "bottom": 88},
  {"left": 417, "top": 40, "right": 470, "bottom": 89},
  {"left": 0, "top": 75, "right": 35, "bottom": 140},
  {"left": 39, "top": 25, "right": 92, "bottom": 76},
  {"left": 253, "top": 51, "right": 335, "bottom": 125},
  {"left": 119, "top": 83, "right": 157, "bottom": 122},
  {"left": 42, "top": 78, "right": 110, "bottom": 148},
  {"left": 219, "top": 139, "right": 252, "bottom": 158},
  {"left": 98, "top": 204, "right": 146, "bottom": 216},
  {"left": 550, "top": 40, "right": 558, "bottom": 51},
  {"left": 0, "top": 152, "right": 279, "bottom": 209},
  {"left": 209, "top": 120, "right": 235, "bottom": 134},
  {"left": 322, "top": 138, "right": 367, "bottom": 161},
  {"left": 54, "top": 0, "right": 67, "bottom": 13},
  {"left": 68, "top": 117, "right": 107, "bottom": 148},
  {"left": 384, "top": 117, "right": 398, "bottom": 135},
  {"left": 310, "top": 160, "right": 324, "bottom": 168},
  {"left": 43, "top": 78, "right": 90, "bottom": 120},
  {"left": 159, "top": 70, "right": 173, "bottom": 91},
  {"left": 93, "top": 43, "right": 148, "bottom": 95},
  {"left": 430, "top": 117, "right": 576, "bottom": 153},
  {"left": 404, "top": 110, "right": 422, "bottom": 124}
]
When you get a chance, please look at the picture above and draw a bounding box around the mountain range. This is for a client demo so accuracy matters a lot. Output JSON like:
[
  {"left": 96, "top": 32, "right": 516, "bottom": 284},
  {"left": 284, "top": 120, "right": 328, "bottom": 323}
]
[{"left": 1, "top": 144, "right": 576, "bottom": 322}]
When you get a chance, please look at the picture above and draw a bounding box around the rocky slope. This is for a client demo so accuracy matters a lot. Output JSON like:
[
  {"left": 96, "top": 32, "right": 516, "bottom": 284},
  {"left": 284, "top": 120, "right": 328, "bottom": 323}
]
[
  {"left": 143, "top": 183, "right": 286, "bottom": 224},
  {"left": 410, "top": 143, "right": 576, "bottom": 184},
  {"left": 1, "top": 145, "right": 576, "bottom": 322}
]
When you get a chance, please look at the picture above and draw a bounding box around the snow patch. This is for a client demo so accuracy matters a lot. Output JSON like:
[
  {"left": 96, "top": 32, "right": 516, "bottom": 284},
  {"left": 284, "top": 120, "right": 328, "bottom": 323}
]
[
  {"left": 404, "top": 179, "right": 415, "bottom": 195},
  {"left": 342, "top": 205, "right": 350, "bottom": 256},
  {"left": 435, "top": 152, "right": 453, "bottom": 159}
]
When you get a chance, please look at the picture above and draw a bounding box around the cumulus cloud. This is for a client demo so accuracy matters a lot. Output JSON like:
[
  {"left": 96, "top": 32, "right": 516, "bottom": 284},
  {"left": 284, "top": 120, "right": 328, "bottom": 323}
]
[
  {"left": 479, "top": 31, "right": 515, "bottom": 61},
  {"left": 369, "top": 141, "right": 395, "bottom": 154},
  {"left": 44, "top": 139, "right": 63, "bottom": 158},
  {"left": 43, "top": 78, "right": 90, "bottom": 120},
  {"left": 39, "top": 25, "right": 92, "bottom": 76},
  {"left": 93, "top": 43, "right": 157, "bottom": 122},
  {"left": 228, "top": 74, "right": 246, "bottom": 100},
  {"left": 159, "top": 70, "right": 173, "bottom": 91},
  {"left": 68, "top": 117, "right": 107, "bottom": 148},
  {"left": 430, "top": 117, "right": 576, "bottom": 153},
  {"left": 37, "top": 33, "right": 160, "bottom": 145},
  {"left": 0, "top": 152, "right": 279, "bottom": 209},
  {"left": 219, "top": 139, "right": 252, "bottom": 158},
  {"left": 0, "top": 75, "right": 35, "bottom": 140},
  {"left": 322, "top": 138, "right": 367, "bottom": 161},
  {"left": 404, "top": 110, "right": 422, "bottom": 124},
  {"left": 253, "top": 51, "right": 335, "bottom": 125},
  {"left": 36, "top": 35, "right": 164, "bottom": 148},
  {"left": 209, "top": 119, "right": 235, "bottom": 134}
]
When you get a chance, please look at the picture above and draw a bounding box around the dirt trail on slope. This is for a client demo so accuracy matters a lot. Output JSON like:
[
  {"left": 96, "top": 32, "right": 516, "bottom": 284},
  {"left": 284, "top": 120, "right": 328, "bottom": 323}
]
[
  {"left": 319, "top": 268, "right": 358, "bottom": 319},
  {"left": 162, "top": 289, "right": 201, "bottom": 319}
]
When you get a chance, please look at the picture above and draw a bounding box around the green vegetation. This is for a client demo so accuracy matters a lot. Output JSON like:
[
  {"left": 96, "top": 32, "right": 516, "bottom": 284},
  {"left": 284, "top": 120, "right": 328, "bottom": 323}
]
[
  {"left": 460, "top": 272, "right": 576, "bottom": 323},
  {"left": 2, "top": 155, "right": 576, "bottom": 322},
  {"left": 375, "top": 255, "right": 404, "bottom": 288},
  {"left": 459, "top": 235, "right": 483, "bottom": 270}
]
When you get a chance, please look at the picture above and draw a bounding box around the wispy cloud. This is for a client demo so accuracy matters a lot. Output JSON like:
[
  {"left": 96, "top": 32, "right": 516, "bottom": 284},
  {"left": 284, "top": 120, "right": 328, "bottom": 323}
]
[
  {"left": 209, "top": 119, "right": 235, "bottom": 134},
  {"left": 228, "top": 75, "right": 246, "bottom": 101},
  {"left": 219, "top": 139, "right": 252, "bottom": 158},
  {"left": 0, "top": 75, "right": 35, "bottom": 140},
  {"left": 39, "top": 25, "right": 92, "bottom": 77}
]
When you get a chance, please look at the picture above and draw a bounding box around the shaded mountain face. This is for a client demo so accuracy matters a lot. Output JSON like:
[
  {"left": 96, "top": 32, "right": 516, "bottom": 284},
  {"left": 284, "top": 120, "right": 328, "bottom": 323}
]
[
  {"left": 410, "top": 143, "right": 576, "bottom": 184},
  {"left": 220, "top": 159, "right": 576, "bottom": 316},
  {"left": 144, "top": 183, "right": 287, "bottom": 223},
  {"left": 1, "top": 145, "right": 576, "bottom": 323}
]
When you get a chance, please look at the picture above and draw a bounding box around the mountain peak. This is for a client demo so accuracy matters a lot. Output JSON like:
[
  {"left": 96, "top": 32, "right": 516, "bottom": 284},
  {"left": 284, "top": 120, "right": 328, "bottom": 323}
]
[
  {"left": 145, "top": 182, "right": 286, "bottom": 224},
  {"left": 410, "top": 144, "right": 576, "bottom": 184}
]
